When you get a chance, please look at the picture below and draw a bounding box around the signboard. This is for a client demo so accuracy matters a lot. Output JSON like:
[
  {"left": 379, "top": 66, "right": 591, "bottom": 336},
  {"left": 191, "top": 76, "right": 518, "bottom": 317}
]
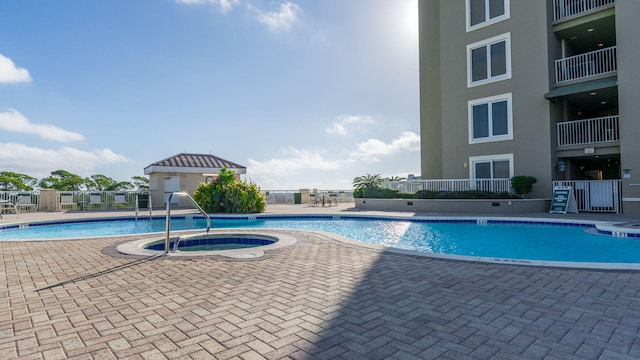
[{"left": 549, "top": 186, "right": 578, "bottom": 214}]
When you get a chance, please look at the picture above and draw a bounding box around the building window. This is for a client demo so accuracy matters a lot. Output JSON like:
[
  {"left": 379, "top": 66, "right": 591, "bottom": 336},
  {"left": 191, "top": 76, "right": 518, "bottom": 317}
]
[
  {"left": 470, "top": 154, "right": 514, "bottom": 179},
  {"left": 468, "top": 93, "right": 513, "bottom": 143},
  {"left": 467, "top": 0, "right": 509, "bottom": 32},
  {"left": 467, "top": 33, "right": 511, "bottom": 87}
]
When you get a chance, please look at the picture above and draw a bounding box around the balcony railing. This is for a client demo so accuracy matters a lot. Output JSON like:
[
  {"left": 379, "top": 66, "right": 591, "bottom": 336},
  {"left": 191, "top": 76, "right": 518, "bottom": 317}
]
[
  {"left": 553, "top": 0, "right": 615, "bottom": 21},
  {"left": 381, "top": 179, "right": 512, "bottom": 194},
  {"left": 555, "top": 46, "right": 617, "bottom": 83},
  {"left": 557, "top": 115, "right": 619, "bottom": 147},
  {"left": 0, "top": 190, "right": 149, "bottom": 212}
]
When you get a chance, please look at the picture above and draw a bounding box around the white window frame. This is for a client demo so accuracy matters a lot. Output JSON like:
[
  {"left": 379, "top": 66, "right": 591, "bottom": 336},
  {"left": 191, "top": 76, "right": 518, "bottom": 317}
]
[
  {"left": 466, "top": 0, "right": 510, "bottom": 32},
  {"left": 467, "top": 33, "right": 511, "bottom": 87},
  {"left": 468, "top": 93, "right": 513, "bottom": 144},
  {"left": 469, "top": 153, "right": 514, "bottom": 179}
]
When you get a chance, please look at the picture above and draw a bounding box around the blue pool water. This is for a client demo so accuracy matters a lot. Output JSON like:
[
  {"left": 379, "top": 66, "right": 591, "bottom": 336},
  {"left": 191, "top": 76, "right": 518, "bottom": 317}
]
[
  {"left": 145, "top": 236, "right": 276, "bottom": 251},
  {"left": 1, "top": 216, "right": 639, "bottom": 264}
]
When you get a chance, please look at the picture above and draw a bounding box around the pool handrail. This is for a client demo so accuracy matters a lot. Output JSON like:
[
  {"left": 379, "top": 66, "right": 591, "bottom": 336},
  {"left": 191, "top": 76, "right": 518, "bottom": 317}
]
[
  {"left": 165, "top": 192, "right": 211, "bottom": 254},
  {"left": 135, "top": 193, "right": 153, "bottom": 221}
]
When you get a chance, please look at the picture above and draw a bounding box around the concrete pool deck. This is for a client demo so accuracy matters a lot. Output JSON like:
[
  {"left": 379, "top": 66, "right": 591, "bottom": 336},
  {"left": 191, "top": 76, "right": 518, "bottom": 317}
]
[{"left": 2, "top": 204, "right": 640, "bottom": 359}]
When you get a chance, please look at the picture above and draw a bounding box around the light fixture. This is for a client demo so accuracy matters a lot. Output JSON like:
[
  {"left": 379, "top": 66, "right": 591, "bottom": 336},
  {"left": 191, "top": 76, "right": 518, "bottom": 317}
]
[
  {"left": 601, "top": 101, "right": 607, "bottom": 105},
  {"left": 557, "top": 159, "right": 567, "bottom": 172},
  {"left": 590, "top": 92, "right": 597, "bottom": 96},
  {"left": 588, "top": 28, "right": 595, "bottom": 32},
  {"left": 598, "top": 43, "right": 604, "bottom": 47}
]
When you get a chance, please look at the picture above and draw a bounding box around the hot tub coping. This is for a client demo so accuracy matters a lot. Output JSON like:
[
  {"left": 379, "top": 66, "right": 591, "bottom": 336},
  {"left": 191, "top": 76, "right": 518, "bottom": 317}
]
[{"left": 117, "top": 230, "right": 297, "bottom": 259}]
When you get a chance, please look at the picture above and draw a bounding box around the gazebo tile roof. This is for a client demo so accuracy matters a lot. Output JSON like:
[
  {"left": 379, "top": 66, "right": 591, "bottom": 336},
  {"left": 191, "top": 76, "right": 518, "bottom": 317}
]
[{"left": 148, "top": 153, "right": 245, "bottom": 170}]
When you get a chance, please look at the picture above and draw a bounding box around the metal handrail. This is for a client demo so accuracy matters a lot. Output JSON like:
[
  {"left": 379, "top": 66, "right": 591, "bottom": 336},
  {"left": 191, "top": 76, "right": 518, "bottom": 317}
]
[
  {"left": 553, "top": 0, "right": 615, "bottom": 22},
  {"left": 380, "top": 179, "right": 513, "bottom": 194},
  {"left": 554, "top": 46, "right": 617, "bottom": 83},
  {"left": 164, "top": 192, "right": 211, "bottom": 254},
  {"left": 135, "top": 193, "right": 153, "bottom": 221},
  {"left": 557, "top": 115, "right": 619, "bottom": 146}
]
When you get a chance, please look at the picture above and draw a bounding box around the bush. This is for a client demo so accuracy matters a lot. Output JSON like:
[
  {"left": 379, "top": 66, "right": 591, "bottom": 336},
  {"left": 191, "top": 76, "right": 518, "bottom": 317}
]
[
  {"left": 353, "top": 185, "right": 411, "bottom": 199},
  {"left": 193, "top": 168, "right": 266, "bottom": 213},
  {"left": 511, "top": 176, "right": 537, "bottom": 198}
]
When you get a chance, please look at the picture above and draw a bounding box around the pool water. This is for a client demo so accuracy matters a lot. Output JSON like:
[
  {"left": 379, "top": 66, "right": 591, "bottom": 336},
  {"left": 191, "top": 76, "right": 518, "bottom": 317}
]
[
  {"left": 178, "top": 243, "right": 261, "bottom": 251},
  {"left": 1, "top": 217, "right": 639, "bottom": 264},
  {"left": 144, "top": 235, "right": 276, "bottom": 252}
]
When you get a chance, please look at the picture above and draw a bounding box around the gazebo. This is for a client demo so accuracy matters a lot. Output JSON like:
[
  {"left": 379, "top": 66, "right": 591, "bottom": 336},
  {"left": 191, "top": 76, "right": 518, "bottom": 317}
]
[{"left": 144, "top": 153, "right": 246, "bottom": 207}]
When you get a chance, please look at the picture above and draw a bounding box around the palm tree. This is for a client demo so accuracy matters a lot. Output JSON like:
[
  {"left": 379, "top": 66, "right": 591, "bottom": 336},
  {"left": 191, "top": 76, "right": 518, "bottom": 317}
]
[
  {"left": 353, "top": 174, "right": 383, "bottom": 190},
  {"left": 383, "top": 175, "right": 406, "bottom": 182}
]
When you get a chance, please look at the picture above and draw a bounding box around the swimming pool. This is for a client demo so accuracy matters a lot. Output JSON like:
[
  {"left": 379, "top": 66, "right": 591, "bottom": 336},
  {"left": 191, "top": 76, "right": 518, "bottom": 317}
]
[{"left": 1, "top": 215, "right": 639, "bottom": 266}]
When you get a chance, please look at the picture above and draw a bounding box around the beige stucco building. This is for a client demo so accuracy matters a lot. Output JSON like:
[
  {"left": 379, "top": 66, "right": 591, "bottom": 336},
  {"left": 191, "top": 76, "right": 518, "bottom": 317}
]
[
  {"left": 144, "top": 153, "right": 246, "bottom": 208},
  {"left": 419, "top": 0, "right": 640, "bottom": 213}
]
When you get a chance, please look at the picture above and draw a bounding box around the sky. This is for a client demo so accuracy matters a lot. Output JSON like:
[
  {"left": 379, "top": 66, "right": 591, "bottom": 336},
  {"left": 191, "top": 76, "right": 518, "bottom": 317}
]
[{"left": 0, "top": 0, "right": 420, "bottom": 190}]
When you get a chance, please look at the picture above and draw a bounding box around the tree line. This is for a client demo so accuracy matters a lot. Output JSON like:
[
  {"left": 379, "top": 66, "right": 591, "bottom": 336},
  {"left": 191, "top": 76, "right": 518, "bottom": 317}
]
[{"left": 0, "top": 170, "right": 149, "bottom": 192}]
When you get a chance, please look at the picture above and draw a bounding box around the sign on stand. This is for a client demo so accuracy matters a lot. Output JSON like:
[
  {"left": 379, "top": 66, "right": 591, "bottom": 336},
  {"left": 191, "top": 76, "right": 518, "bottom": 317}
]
[{"left": 549, "top": 186, "right": 578, "bottom": 214}]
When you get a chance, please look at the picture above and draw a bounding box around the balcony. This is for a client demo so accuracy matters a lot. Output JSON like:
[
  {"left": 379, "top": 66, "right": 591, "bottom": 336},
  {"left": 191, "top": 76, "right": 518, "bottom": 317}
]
[
  {"left": 553, "top": 0, "right": 615, "bottom": 22},
  {"left": 557, "top": 115, "right": 619, "bottom": 147},
  {"left": 555, "top": 46, "right": 616, "bottom": 83}
]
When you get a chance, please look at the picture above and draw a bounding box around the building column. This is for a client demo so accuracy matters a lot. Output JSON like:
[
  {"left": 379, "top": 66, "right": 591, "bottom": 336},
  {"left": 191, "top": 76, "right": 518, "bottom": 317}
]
[
  {"left": 616, "top": 0, "right": 640, "bottom": 213},
  {"left": 419, "top": 0, "right": 443, "bottom": 179}
]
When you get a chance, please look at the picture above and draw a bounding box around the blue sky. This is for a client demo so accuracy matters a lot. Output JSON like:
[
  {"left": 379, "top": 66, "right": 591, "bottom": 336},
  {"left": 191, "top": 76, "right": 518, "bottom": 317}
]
[{"left": 0, "top": 0, "right": 419, "bottom": 190}]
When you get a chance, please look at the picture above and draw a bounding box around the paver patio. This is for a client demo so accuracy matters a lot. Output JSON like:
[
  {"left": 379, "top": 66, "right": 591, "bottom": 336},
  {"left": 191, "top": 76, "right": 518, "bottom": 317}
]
[{"left": 1, "top": 207, "right": 640, "bottom": 359}]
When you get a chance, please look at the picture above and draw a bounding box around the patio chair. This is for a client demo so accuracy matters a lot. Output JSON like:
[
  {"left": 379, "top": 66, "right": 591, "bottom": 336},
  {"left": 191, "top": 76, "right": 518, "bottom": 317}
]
[
  {"left": 89, "top": 193, "right": 105, "bottom": 209},
  {"left": 16, "top": 193, "right": 37, "bottom": 212},
  {"left": 328, "top": 193, "right": 338, "bottom": 206},
  {"left": 114, "top": 192, "right": 127, "bottom": 207},
  {"left": 0, "top": 199, "right": 19, "bottom": 218},
  {"left": 60, "top": 192, "right": 76, "bottom": 210},
  {"left": 308, "top": 193, "right": 319, "bottom": 207}
]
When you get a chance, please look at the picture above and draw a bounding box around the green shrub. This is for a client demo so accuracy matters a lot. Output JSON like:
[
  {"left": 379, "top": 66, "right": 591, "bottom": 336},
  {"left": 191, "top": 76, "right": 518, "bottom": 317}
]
[
  {"left": 353, "top": 185, "right": 411, "bottom": 199},
  {"left": 413, "top": 190, "right": 436, "bottom": 199},
  {"left": 193, "top": 168, "right": 266, "bottom": 213},
  {"left": 511, "top": 176, "right": 537, "bottom": 198}
]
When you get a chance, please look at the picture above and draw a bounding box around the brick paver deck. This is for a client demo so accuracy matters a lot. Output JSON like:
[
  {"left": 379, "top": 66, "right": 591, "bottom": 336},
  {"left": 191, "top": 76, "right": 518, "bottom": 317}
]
[{"left": 2, "top": 209, "right": 640, "bottom": 359}]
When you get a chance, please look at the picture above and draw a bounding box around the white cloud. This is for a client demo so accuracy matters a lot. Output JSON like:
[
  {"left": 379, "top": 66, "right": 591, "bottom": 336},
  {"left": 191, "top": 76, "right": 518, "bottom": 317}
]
[
  {"left": 248, "top": 131, "right": 419, "bottom": 179},
  {"left": 252, "top": 2, "right": 302, "bottom": 32},
  {"left": 0, "top": 109, "right": 85, "bottom": 143},
  {"left": 0, "top": 143, "right": 129, "bottom": 178},
  {"left": 175, "top": 0, "right": 239, "bottom": 14},
  {"left": 247, "top": 147, "right": 344, "bottom": 177},
  {"left": 352, "top": 131, "right": 420, "bottom": 160},
  {"left": 246, "top": 148, "right": 357, "bottom": 190},
  {"left": 177, "top": 0, "right": 303, "bottom": 32},
  {"left": 325, "top": 114, "right": 375, "bottom": 136},
  {"left": 0, "top": 53, "right": 32, "bottom": 83},
  {"left": 245, "top": 130, "right": 420, "bottom": 189}
]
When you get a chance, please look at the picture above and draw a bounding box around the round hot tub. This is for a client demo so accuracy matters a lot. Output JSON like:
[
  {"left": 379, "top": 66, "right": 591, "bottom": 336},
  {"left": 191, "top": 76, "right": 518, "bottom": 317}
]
[
  {"left": 145, "top": 233, "right": 277, "bottom": 251},
  {"left": 117, "top": 231, "right": 296, "bottom": 259}
]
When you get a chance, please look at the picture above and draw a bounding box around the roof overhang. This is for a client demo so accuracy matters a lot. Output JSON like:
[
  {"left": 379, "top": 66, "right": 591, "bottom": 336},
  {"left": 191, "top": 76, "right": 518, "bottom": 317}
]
[
  {"left": 545, "top": 76, "right": 618, "bottom": 100},
  {"left": 144, "top": 166, "right": 247, "bottom": 175}
]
